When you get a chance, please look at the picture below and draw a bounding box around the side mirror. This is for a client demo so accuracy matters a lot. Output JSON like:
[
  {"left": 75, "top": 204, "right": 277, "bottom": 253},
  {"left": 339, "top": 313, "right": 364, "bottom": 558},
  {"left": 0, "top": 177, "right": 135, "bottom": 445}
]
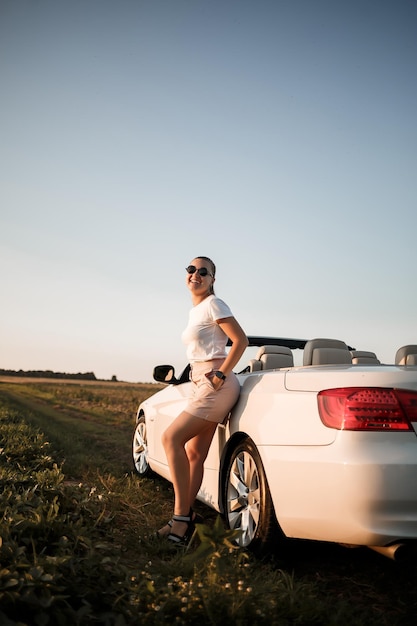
[{"left": 153, "top": 365, "right": 178, "bottom": 384}]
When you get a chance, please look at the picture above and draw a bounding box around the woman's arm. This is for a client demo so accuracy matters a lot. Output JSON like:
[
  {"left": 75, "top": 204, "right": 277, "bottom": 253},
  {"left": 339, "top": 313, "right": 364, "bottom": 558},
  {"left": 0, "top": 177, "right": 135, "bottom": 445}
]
[{"left": 213, "top": 317, "right": 248, "bottom": 385}]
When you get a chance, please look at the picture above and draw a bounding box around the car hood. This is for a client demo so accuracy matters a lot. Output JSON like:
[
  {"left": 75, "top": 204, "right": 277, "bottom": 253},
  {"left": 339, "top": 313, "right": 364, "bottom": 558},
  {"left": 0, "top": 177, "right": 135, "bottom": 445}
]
[{"left": 284, "top": 364, "right": 417, "bottom": 392}]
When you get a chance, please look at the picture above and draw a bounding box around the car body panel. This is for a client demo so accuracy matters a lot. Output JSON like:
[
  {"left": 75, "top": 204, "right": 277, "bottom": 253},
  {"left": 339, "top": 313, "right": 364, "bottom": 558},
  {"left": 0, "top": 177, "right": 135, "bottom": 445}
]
[
  {"left": 257, "top": 432, "right": 417, "bottom": 544},
  {"left": 141, "top": 383, "right": 189, "bottom": 470},
  {"left": 232, "top": 372, "right": 338, "bottom": 446},
  {"left": 285, "top": 364, "right": 417, "bottom": 392}
]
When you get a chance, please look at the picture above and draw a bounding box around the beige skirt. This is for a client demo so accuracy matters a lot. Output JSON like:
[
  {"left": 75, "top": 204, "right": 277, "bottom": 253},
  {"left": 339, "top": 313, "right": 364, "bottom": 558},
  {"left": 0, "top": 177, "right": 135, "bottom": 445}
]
[{"left": 185, "top": 359, "right": 241, "bottom": 423}]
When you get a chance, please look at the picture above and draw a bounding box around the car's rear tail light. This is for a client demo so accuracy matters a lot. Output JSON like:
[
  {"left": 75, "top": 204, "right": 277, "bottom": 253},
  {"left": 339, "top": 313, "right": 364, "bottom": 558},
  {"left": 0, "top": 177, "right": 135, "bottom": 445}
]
[{"left": 317, "top": 387, "right": 417, "bottom": 431}]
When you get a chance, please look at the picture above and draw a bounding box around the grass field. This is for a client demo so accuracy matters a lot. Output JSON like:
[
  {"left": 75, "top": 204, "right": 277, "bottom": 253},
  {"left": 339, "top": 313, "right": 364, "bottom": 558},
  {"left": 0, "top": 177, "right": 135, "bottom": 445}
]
[
  {"left": 1, "top": 378, "right": 417, "bottom": 625},
  {"left": 0, "top": 377, "right": 161, "bottom": 478}
]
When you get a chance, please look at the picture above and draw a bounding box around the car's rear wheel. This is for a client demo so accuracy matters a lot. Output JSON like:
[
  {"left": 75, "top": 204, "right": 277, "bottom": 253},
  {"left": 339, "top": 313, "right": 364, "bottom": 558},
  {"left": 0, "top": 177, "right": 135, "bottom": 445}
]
[
  {"left": 224, "top": 437, "right": 279, "bottom": 552},
  {"left": 132, "top": 415, "right": 150, "bottom": 476}
]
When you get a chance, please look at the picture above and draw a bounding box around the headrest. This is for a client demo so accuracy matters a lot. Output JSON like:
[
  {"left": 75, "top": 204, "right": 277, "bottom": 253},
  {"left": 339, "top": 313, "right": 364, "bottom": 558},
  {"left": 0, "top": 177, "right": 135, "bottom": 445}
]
[
  {"left": 351, "top": 350, "right": 380, "bottom": 364},
  {"left": 303, "top": 338, "right": 351, "bottom": 366},
  {"left": 256, "top": 345, "right": 292, "bottom": 360},
  {"left": 395, "top": 345, "right": 417, "bottom": 365}
]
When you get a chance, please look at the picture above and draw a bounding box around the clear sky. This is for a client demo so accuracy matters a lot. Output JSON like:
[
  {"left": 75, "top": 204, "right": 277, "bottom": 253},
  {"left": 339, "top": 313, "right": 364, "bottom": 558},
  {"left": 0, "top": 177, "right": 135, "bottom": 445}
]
[{"left": 1, "top": 0, "right": 416, "bottom": 382}]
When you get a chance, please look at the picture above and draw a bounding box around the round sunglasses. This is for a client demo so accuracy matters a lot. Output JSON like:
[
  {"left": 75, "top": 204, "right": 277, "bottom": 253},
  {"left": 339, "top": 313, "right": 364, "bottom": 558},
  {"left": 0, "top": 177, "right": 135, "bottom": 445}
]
[{"left": 185, "top": 265, "right": 213, "bottom": 277}]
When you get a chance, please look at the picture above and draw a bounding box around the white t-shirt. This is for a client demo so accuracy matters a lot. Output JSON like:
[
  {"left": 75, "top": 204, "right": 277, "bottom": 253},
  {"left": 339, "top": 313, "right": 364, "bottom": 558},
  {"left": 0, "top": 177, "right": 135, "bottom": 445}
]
[{"left": 181, "top": 295, "right": 234, "bottom": 363}]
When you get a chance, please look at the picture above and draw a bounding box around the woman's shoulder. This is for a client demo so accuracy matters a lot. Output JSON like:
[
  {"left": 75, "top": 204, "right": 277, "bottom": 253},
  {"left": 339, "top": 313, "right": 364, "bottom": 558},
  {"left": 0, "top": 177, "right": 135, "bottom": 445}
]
[
  {"left": 208, "top": 295, "right": 233, "bottom": 317},
  {"left": 206, "top": 294, "right": 227, "bottom": 306}
]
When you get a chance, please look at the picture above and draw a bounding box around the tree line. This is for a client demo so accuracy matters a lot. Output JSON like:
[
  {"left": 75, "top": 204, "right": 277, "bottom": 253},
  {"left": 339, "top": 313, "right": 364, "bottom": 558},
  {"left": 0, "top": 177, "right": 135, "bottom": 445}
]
[{"left": 0, "top": 369, "right": 98, "bottom": 381}]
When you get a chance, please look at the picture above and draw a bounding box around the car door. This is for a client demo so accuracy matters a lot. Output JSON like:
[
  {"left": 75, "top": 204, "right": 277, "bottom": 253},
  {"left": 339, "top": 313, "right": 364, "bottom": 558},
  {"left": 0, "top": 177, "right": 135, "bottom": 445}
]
[{"left": 147, "top": 380, "right": 192, "bottom": 469}]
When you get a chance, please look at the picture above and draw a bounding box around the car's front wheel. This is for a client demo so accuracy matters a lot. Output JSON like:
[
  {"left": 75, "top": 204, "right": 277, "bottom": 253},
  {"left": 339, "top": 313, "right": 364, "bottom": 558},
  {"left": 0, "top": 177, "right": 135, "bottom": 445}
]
[
  {"left": 224, "top": 437, "right": 279, "bottom": 552},
  {"left": 132, "top": 415, "right": 150, "bottom": 476}
]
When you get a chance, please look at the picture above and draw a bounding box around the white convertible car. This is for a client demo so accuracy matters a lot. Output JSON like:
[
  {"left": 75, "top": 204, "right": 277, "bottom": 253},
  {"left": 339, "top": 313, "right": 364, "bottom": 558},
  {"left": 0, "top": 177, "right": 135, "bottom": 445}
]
[{"left": 133, "top": 337, "right": 417, "bottom": 560}]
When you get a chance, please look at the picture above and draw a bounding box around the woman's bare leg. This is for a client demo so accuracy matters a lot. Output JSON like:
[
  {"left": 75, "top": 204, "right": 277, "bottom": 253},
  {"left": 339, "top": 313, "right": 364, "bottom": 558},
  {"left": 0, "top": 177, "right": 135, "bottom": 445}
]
[
  {"left": 186, "top": 423, "right": 218, "bottom": 504},
  {"left": 161, "top": 411, "right": 217, "bottom": 538}
]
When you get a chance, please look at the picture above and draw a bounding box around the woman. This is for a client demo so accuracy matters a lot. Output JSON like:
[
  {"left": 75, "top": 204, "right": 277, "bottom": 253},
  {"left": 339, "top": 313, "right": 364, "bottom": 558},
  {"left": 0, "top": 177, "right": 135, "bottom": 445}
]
[{"left": 159, "top": 256, "right": 248, "bottom": 545}]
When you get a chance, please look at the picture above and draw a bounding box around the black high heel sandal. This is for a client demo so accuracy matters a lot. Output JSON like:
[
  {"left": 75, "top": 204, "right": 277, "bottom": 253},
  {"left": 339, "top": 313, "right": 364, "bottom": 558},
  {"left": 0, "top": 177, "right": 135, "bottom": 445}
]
[
  {"left": 159, "top": 508, "right": 203, "bottom": 537},
  {"left": 167, "top": 511, "right": 195, "bottom": 545}
]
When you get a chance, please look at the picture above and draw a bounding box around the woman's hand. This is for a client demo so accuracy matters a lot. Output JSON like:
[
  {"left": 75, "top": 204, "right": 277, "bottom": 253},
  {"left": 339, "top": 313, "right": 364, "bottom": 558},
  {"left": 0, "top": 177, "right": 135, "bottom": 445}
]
[
  {"left": 205, "top": 371, "right": 224, "bottom": 391},
  {"left": 211, "top": 374, "right": 225, "bottom": 391}
]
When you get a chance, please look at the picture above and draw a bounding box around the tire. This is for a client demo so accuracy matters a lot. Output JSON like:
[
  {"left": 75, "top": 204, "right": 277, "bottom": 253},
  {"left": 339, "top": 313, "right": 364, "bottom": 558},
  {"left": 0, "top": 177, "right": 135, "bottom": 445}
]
[
  {"left": 224, "top": 437, "right": 279, "bottom": 552},
  {"left": 132, "top": 415, "right": 151, "bottom": 476}
]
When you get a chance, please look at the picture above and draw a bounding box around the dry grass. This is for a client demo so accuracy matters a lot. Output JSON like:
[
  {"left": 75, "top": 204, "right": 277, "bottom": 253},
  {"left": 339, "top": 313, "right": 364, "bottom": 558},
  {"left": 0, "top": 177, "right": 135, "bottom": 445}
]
[{"left": 0, "top": 379, "right": 162, "bottom": 480}]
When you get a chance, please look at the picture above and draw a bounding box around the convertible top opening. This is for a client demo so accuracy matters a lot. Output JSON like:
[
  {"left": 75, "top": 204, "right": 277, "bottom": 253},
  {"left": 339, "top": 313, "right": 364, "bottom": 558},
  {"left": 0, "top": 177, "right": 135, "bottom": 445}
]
[
  {"left": 228, "top": 336, "right": 308, "bottom": 350},
  {"left": 228, "top": 336, "right": 355, "bottom": 351}
]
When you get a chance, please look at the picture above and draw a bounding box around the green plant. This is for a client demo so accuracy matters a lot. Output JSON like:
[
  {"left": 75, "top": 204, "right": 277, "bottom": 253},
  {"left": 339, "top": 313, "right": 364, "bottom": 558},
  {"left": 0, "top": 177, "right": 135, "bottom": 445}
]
[{"left": 0, "top": 404, "right": 135, "bottom": 624}]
